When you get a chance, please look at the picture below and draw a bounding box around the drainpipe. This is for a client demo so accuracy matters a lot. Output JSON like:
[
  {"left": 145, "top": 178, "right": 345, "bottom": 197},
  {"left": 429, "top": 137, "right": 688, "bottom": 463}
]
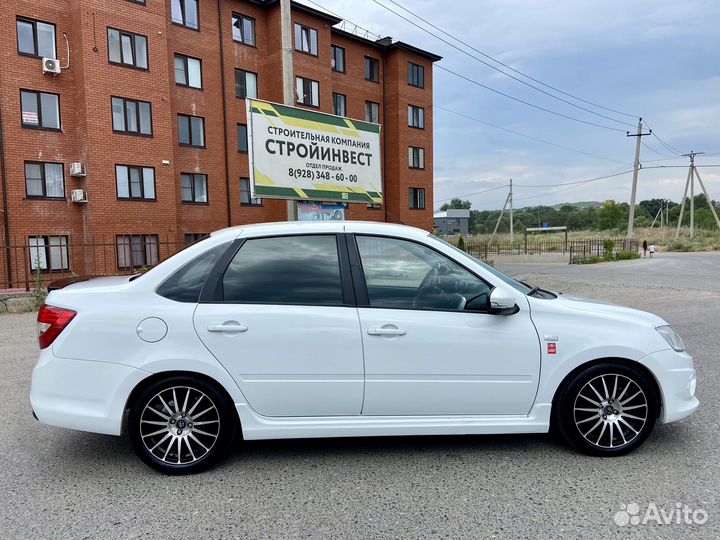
[
  {"left": 0, "top": 108, "right": 12, "bottom": 286},
  {"left": 381, "top": 50, "right": 389, "bottom": 223},
  {"left": 217, "top": 0, "right": 232, "bottom": 227}
]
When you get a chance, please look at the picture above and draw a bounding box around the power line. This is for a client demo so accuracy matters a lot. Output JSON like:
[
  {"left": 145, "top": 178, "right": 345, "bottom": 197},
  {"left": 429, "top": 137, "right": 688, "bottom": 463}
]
[
  {"left": 436, "top": 106, "right": 627, "bottom": 164},
  {"left": 436, "top": 184, "right": 508, "bottom": 203},
  {"left": 641, "top": 140, "right": 677, "bottom": 159},
  {"left": 441, "top": 168, "right": 633, "bottom": 204},
  {"left": 379, "top": 0, "right": 638, "bottom": 120},
  {"left": 437, "top": 66, "right": 628, "bottom": 132},
  {"left": 369, "top": 0, "right": 636, "bottom": 129},
  {"left": 641, "top": 121, "right": 685, "bottom": 155},
  {"left": 513, "top": 169, "right": 634, "bottom": 188}
]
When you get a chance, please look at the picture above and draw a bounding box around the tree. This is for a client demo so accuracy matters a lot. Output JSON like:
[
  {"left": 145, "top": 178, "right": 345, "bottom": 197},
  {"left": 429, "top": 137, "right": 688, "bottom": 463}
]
[
  {"left": 596, "top": 200, "right": 626, "bottom": 230},
  {"left": 440, "top": 198, "right": 471, "bottom": 211}
]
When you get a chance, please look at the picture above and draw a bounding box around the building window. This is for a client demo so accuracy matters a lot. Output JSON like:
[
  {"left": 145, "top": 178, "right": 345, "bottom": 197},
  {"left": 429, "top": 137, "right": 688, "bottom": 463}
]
[
  {"left": 29, "top": 236, "right": 69, "bottom": 272},
  {"left": 294, "top": 23, "right": 318, "bottom": 56},
  {"left": 180, "top": 173, "right": 208, "bottom": 203},
  {"left": 117, "top": 235, "right": 159, "bottom": 269},
  {"left": 174, "top": 54, "right": 202, "bottom": 89},
  {"left": 296, "top": 77, "right": 319, "bottom": 107},
  {"left": 332, "top": 93, "right": 346, "bottom": 117},
  {"left": 232, "top": 13, "right": 255, "bottom": 46},
  {"left": 408, "top": 62, "right": 425, "bottom": 88},
  {"left": 171, "top": 0, "right": 199, "bottom": 30},
  {"left": 240, "top": 178, "right": 261, "bottom": 205},
  {"left": 409, "top": 187, "right": 426, "bottom": 209},
  {"left": 128, "top": 0, "right": 146, "bottom": 4},
  {"left": 332, "top": 45, "right": 345, "bottom": 73},
  {"left": 107, "top": 28, "right": 148, "bottom": 69},
  {"left": 237, "top": 124, "right": 248, "bottom": 153},
  {"left": 235, "top": 69, "right": 258, "bottom": 99},
  {"left": 365, "top": 101, "right": 380, "bottom": 123},
  {"left": 408, "top": 105, "right": 425, "bottom": 129},
  {"left": 178, "top": 114, "right": 205, "bottom": 147},
  {"left": 17, "top": 18, "right": 56, "bottom": 58},
  {"left": 364, "top": 56, "right": 379, "bottom": 82},
  {"left": 20, "top": 90, "right": 60, "bottom": 130},
  {"left": 184, "top": 233, "right": 209, "bottom": 245},
  {"left": 111, "top": 96, "right": 152, "bottom": 136},
  {"left": 116, "top": 165, "right": 156, "bottom": 200},
  {"left": 25, "top": 162, "right": 64, "bottom": 199},
  {"left": 408, "top": 147, "right": 425, "bottom": 169}
]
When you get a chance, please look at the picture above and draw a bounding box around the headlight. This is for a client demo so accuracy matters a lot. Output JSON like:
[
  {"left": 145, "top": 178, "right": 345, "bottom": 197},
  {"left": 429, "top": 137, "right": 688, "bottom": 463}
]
[{"left": 656, "top": 325, "right": 686, "bottom": 352}]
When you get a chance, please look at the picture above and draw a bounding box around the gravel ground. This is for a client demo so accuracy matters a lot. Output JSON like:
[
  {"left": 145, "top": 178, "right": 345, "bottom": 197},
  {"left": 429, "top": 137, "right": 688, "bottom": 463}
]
[{"left": 1, "top": 252, "right": 718, "bottom": 539}]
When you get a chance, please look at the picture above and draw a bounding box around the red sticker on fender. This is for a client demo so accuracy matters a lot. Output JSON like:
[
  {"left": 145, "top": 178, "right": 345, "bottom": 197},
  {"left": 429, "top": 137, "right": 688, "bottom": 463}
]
[{"left": 547, "top": 343, "right": 557, "bottom": 355}]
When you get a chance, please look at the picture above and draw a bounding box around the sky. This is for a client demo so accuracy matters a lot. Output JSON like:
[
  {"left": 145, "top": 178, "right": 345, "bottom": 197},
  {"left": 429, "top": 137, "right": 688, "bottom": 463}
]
[{"left": 299, "top": 0, "right": 720, "bottom": 211}]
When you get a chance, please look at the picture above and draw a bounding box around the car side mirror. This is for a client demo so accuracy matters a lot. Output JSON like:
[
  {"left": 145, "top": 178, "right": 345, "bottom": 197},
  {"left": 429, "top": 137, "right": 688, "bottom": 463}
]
[{"left": 489, "top": 287, "right": 519, "bottom": 315}]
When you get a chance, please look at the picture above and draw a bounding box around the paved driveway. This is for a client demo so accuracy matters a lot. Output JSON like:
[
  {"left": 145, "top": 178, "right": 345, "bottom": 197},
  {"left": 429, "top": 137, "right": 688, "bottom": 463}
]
[{"left": 1, "top": 252, "right": 717, "bottom": 539}]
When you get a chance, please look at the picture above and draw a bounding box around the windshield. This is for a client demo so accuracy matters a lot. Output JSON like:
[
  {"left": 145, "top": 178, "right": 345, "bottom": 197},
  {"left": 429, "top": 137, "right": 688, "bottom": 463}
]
[{"left": 430, "top": 235, "right": 533, "bottom": 294}]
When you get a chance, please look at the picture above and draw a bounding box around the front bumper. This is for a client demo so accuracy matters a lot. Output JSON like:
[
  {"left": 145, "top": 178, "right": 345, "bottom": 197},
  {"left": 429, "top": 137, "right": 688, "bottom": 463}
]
[
  {"left": 30, "top": 348, "right": 149, "bottom": 435},
  {"left": 639, "top": 348, "right": 699, "bottom": 423}
]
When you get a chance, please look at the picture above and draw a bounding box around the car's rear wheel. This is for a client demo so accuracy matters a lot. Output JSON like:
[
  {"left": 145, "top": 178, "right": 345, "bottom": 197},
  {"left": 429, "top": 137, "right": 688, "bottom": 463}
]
[
  {"left": 554, "top": 362, "right": 658, "bottom": 456},
  {"left": 128, "top": 376, "right": 236, "bottom": 474}
]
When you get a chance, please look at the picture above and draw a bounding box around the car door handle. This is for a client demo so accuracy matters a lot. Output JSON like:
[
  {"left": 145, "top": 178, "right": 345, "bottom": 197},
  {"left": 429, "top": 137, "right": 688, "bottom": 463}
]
[
  {"left": 207, "top": 323, "right": 248, "bottom": 333},
  {"left": 367, "top": 327, "right": 406, "bottom": 336}
]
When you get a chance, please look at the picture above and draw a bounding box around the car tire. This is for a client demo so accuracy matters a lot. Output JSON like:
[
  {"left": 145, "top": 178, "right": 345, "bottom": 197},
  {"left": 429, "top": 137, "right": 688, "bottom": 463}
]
[
  {"left": 128, "top": 376, "right": 236, "bottom": 474},
  {"left": 553, "top": 362, "right": 658, "bottom": 456}
]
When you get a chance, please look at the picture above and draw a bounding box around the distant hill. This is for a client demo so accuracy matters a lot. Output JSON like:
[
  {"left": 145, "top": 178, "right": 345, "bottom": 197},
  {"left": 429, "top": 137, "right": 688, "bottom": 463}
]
[{"left": 549, "top": 201, "right": 602, "bottom": 210}]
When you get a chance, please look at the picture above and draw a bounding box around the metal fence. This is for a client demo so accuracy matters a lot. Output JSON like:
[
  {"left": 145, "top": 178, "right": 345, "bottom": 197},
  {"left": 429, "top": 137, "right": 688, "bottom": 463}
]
[
  {"left": 458, "top": 237, "right": 639, "bottom": 263},
  {"left": 1, "top": 234, "right": 642, "bottom": 292},
  {"left": 568, "top": 238, "right": 639, "bottom": 264},
  {"left": 0, "top": 235, "right": 186, "bottom": 292}
]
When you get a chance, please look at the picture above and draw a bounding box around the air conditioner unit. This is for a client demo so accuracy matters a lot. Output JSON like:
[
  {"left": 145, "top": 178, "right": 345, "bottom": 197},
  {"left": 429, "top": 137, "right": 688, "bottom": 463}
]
[
  {"left": 71, "top": 189, "right": 87, "bottom": 203},
  {"left": 42, "top": 57, "right": 61, "bottom": 75},
  {"left": 69, "top": 162, "right": 86, "bottom": 177}
]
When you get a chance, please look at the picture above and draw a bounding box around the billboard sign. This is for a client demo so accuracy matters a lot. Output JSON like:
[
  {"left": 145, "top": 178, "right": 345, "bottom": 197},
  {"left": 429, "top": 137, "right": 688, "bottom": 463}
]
[
  {"left": 297, "top": 202, "right": 346, "bottom": 221},
  {"left": 246, "top": 99, "right": 382, "bottom": 204}
]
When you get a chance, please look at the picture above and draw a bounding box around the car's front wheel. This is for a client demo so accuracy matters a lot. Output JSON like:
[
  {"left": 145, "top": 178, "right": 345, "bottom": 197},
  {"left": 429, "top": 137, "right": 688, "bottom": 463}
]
[
  {"left": 554, "top": 362, "right": 659, "bottom": 456},
  {"left": 128, "top": 376, "right": 236, "bottom": 474}
]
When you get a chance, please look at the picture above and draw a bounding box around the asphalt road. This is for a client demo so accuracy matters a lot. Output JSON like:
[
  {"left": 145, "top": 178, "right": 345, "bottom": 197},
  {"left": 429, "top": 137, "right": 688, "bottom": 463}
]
[{"left": 1, "top": 252, "right": 718, "bottom": 539}]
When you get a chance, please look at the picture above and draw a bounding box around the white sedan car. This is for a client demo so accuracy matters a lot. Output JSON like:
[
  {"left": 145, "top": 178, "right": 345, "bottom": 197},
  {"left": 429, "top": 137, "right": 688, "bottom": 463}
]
[{"left": 31, "top": 221, "right": 698, "bottom": 474}]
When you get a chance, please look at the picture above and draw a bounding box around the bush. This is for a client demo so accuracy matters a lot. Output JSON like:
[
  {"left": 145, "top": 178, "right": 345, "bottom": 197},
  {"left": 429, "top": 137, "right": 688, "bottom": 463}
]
[
  {"left": 615, "top": 251, "right": 640, "bottom": 260},
  {"left": 456, "top": 235, "right": 466, "bottom": 252},
  {"left": 667, "top": 241, "right": 693, "bottom": 252}
]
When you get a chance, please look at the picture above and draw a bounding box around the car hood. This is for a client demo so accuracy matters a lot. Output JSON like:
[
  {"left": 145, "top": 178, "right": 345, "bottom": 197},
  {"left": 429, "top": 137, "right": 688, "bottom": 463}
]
[{"left": 549, "top": 293, "right": 666, "bottom": 327}]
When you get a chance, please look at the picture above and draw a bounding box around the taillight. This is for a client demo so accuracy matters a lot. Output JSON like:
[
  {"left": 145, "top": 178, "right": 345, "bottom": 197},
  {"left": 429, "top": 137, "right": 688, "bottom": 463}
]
[{"left": 37, "top": 304, "right": 76, "bottom": 349}]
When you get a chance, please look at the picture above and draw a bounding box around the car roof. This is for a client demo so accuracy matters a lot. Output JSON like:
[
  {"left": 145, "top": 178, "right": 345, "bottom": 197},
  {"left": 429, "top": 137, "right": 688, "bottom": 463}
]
[{"left": 211, "top": 220, "right": 431, "bottom": 241}]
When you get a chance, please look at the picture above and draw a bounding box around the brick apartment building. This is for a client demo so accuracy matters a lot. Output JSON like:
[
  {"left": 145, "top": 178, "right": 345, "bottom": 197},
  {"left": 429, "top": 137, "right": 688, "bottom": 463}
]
[{"left": 0, "top": 0, "right": 440, "bottom": 286}]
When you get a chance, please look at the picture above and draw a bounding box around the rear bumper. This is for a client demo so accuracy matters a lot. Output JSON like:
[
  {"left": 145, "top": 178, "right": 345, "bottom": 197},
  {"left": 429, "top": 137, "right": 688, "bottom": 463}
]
[
  {"left": 639, "top": 349, "right": 699, "bottom": 423},
  {"left": 30, "top": 348, "right": 149, "bottom": 435}
]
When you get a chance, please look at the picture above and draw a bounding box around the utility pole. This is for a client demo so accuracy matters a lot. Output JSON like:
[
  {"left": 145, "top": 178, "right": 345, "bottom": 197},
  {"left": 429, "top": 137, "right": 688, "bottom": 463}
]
[
  {"left": 626, "top": 118, "right": 652, "bottom": 238},
  {"left": 674, "top": 152, "right": 720, "bottom": 239},
  {"left": 280, "top": 0, "right": 297, "bottom": 220},
  {"left": 490, "top": 181, "right": 512, "bottom": 245},
  {"left": 509, "top": 178, "right": 514, "bottom": 244}
]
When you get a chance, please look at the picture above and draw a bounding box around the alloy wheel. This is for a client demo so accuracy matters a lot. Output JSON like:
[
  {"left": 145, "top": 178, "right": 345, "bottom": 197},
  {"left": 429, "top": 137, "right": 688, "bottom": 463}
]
[
  {"left": 139, "top": 386, "right": 221, "bottom": 465},
  {"left": 573, "top": 373, "right": 649, "bottom": 449}
]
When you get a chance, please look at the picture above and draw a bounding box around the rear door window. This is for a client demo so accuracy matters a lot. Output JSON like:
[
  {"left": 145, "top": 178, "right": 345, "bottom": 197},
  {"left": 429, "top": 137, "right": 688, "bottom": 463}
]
[{"left": 222, "top": 235, "right": 344, "bottom": 305}]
